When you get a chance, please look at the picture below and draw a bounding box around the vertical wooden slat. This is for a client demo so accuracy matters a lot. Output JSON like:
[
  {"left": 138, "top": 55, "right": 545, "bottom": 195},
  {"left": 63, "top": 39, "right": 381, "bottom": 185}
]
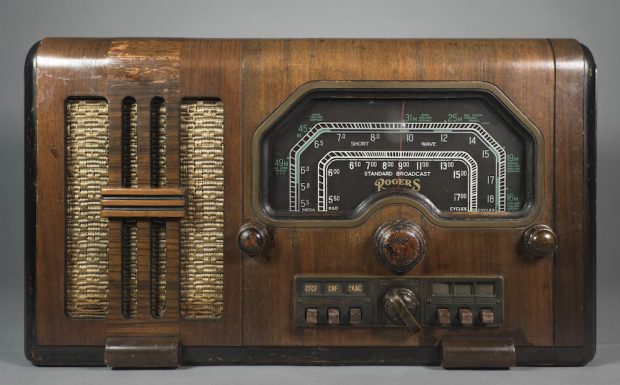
[
  {"left": 165, "top": 97, "right": 180, "bottom": 187},
  {"left": 162, "top": 96, "right": 180, "bottom": 321},
  {"left": 179, "top": 39, "right": 242, "bottom": 346},
  {"left": 107, "top": 94, "right": 124, "bottom": 323},
  {"left": 136, "top": 220, "right": 152, "bottom": 318},
  {"left": 150, "top": 219, "right": 167, "bottom": 318},
  {"left": 550, "top": 39, "right": 591, "bottom": 348},
  {"left": 137, "top": 96, "right": 152, "bottom": 188},
  {"left": 164, "top": 220, "right": 180, "bottom": 320},
  {"left": 105, "top": 39, "right": 181, "bottom": 336},
  {"left": 120, "top": 220, "right": 138, "bottom": 318},
  {"left": 135, "top": 95, "right": 152, "bottom": 320},
  {"left": 107, "top": 220, "right": 123, "bottom": 320}
]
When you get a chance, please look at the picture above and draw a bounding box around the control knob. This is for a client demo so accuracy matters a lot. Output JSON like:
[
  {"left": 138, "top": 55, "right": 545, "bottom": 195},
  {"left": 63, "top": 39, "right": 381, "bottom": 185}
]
[
  {"left": 374, "top": 218, "right": 425, "bottom": 274},
  {"left": 237, "top": 222, "right": 272, "bottom": 256},
  {"left": 523, "top": 224, "right": 558, "bottom": 257},
  {"left": 382, "top": 287, "right": 421, "bottom": 334}
]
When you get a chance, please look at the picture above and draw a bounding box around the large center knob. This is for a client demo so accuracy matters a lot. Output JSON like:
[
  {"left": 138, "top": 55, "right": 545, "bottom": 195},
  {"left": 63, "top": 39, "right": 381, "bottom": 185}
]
[{"left": 374, "top": 218, "right": 425, "bottom": 274}]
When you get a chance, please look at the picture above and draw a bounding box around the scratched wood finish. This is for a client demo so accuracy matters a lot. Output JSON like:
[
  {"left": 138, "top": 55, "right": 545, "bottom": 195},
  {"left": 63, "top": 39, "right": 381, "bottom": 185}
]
[
  {"left": 178, "top": 40, "right": 243, "bottom": 346},
  {"left": 31, "top": 38, "right": 242, "bottom": 346},
  {"left": 550, "top": 39, "right": 595, "bottom": 360},
  {"left": 104, "top": 39, "right": 182, "bottom": 338},
  {"left": 240, "top": 39, "right": 556, "bottom": 347},
  {"left": 29, "top": 39, "right": 593, "bottom": 359},
  {"left": 34, "top": 39, "right": 109, "bottom": 346},
  {"left": 100, "top": 188, "right": 186, "bottom": 219}
]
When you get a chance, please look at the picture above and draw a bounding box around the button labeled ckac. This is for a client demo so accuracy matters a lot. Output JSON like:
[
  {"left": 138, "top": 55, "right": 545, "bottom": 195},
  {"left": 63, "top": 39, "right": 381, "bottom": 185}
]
[{"left": 349, "top": 308, "right": 362, "bottom": 324}]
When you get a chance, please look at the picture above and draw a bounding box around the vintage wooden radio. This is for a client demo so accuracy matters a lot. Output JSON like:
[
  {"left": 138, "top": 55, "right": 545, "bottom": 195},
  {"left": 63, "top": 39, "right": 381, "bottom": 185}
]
[{"left": 25, "top": 38, "right": 595, "bottom": 368}]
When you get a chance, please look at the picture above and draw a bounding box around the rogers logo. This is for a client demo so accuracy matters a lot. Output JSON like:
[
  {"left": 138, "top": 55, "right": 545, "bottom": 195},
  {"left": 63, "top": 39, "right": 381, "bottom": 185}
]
[{"left": 374, "top": 178, "right": 421, "bottom": 192}]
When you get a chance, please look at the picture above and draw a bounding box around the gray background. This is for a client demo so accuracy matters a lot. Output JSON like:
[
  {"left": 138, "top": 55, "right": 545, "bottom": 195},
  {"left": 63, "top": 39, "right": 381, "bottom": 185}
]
[{"left": 1, "top": 0, "right": 618, "bottom": 383}]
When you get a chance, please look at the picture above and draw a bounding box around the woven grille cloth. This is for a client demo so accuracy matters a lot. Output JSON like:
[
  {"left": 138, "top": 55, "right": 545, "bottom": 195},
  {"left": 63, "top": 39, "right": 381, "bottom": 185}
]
[
  {"left": 180, "top": 100, "right": 225, "bottom": 319},
  {"left": 122, "top": 220, "right": 138, "bottom": 318},
  {"left": 65, "top": 99, "right": 109, "bottom": 318}
]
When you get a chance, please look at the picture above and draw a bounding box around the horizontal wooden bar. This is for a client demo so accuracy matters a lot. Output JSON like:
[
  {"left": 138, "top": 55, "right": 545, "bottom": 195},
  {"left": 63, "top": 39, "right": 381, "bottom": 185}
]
[
  {"left": 102, "top": 187, "right": 185, "bottom": 196},
  {"left": 100, "top": 187, "right": 186, "bottom": 218},
  {"left": 102, "top": 199, "right": 185, "bottom": 207},
  {"left": 101, "top": 209, "right": 185, "bottom": 218},
  {"left": 105, "top": 336, "right": 180, "bottom": 368},
  {"left": 441, "top": 337, "right": 516, "bottom": 368}
]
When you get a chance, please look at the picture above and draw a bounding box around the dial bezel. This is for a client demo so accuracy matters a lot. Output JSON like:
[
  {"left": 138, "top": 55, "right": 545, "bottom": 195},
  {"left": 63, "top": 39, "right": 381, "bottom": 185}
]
[{"left": 251, "top": 81, "right": 544, "bottom": 228}]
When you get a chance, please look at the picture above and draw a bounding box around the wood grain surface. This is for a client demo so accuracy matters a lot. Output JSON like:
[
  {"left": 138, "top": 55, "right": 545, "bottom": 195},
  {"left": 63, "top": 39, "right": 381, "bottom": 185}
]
[{"left": 27, "top": 39, "right": 594, "bottom": 362}]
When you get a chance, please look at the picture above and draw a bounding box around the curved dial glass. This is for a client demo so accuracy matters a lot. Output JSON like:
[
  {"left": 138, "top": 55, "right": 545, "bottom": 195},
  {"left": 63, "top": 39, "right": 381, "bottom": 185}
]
[{"left": 256, "top": 86, "right": 538, "bottom": 222}]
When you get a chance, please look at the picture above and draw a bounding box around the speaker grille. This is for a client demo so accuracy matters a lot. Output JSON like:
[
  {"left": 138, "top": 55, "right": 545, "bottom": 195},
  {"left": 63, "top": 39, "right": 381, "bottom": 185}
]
[
  {"left": 151, "top": 99, "right": 167, "bottom": 317},
  {"left": 151, "top": 220, "right": 167, "bottom": 318},
  {"left": 121, "top": 98, "right": 138, "bottom": 187},
  {"left": 180, "top": 100, "right": 225, "bottom": 319},
  {"left": 121, "top": 220, "right": 138, "bottom": 318},
  {"left": 151, "top": 98, "right": 167, "bottom": 187},
  {"left": 65, "top": 99, "right": 109, "bottom": 318}
]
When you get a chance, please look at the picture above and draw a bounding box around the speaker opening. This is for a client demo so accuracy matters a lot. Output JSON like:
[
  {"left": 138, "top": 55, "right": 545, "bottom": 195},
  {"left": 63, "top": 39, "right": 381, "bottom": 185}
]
[
  {"left": 64, "top": 98, "right": 110, "bottom": 319},
  {"left": 179, "top": 99, "right": 225, "bottom": 319}
]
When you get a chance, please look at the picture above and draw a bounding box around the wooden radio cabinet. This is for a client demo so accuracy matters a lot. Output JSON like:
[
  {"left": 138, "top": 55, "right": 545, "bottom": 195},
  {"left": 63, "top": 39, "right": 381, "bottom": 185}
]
[{"left": 25, "top": 38, "right": 595, "bottom": 368}]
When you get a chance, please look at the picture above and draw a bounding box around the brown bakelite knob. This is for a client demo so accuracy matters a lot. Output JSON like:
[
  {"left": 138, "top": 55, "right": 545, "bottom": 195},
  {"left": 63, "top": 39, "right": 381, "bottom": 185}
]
[
  {"left": 374, "top": 218, "right": 425, "bottom": 274},
  {"left": 237, "top": 222, "right": 272, "bottom": 256},
  {"left": 523, "top": 224, "right": 558, "bottom": 257}
]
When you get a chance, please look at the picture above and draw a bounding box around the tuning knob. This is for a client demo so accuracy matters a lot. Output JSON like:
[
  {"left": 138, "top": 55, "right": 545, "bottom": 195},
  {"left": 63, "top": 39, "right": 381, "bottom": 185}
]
[
  {"left": 383, "top": 287, "right": 421, "bottom": 333},
  {"left": 523, "top": 224, "right": 558, "bottom": 257},
  {"left": 237, "top": 222, "right": 272, "bottom": 256},
  {"left": 374, "top": 218, "right": 425, "bottom": 274}
]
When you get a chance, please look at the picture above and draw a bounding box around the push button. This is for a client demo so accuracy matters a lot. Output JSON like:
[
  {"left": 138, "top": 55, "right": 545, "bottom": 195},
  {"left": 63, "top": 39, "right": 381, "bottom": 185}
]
[
  {"left": 458, "top": 308, "right": 473, "bottom": 326},
  {"left": 349, "top": 308, "right": 362, "bottom": 324},
  {"left": 436, "top": 308, "right": 451, "bottom": 326},
  {"left": 480, "top": 309, "right": 495, "bottom": 325},
  {"left": 305, "top": 308, "right": 318, "bottom": 325},
  {"left": 328, "top": 308, "right": 340, "bottom": 325}
]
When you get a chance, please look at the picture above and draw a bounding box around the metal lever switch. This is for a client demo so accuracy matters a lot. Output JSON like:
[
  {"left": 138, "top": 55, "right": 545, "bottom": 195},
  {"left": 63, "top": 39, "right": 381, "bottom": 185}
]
[{"left": 383, "top": 287, "right": 421, "bottom": 333}]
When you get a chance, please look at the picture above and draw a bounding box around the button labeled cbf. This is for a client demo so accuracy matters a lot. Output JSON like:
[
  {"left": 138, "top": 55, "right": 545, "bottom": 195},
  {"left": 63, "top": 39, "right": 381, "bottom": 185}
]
[
  {"left": 328, "top": 308, "right": 340, "bottom": 325},
  {"left": 325, "top": 283, "right": 343, "bottom": 296}
]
